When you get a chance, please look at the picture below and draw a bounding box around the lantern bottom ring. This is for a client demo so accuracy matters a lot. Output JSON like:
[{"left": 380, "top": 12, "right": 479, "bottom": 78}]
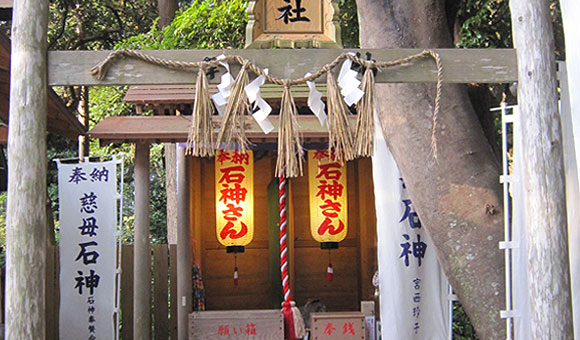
[
  {"left": 226, "top": 246, "right": 245, "bottom": 253},
  {"left": 320, "top": 242, "right": 339, "bottom": 250}
]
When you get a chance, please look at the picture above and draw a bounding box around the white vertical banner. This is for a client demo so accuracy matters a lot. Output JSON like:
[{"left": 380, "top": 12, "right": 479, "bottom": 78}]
[
  {"left": 559, "top": 3, "right": 580, "bottom": 336},
  {"left": 57, "top": 158, "right": 121, "bottom": 340},
  {"left": 511, "top": 107, "right": 533, "bottom": 339},
  {"left": 372, "top": 114, "right": 450, "bottom": 339}
]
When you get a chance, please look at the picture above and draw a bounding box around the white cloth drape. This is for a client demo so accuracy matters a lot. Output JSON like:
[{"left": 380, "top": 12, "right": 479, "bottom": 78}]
[
  {"left": 511, "top": 107, "right": 533, "bottom": 339},
  {"left": 559, "top": 3, "right": 580, "bottom": 337},
  {"left": 372, "top": 113, "right": 450, "bottom": 339}
]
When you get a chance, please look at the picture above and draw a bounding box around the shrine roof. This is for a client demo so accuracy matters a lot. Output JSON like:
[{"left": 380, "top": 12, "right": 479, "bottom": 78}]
[
  {"left": 89, "top": 115, "right": 347, "bottom": 144},
  {"left": 124, "top": 84, "right": 325, "bottom": 114}
]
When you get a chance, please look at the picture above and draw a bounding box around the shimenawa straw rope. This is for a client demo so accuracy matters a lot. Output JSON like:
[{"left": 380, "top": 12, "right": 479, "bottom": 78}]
[{"left": 90, "top": 49, "right": 444, "bottom": 176}]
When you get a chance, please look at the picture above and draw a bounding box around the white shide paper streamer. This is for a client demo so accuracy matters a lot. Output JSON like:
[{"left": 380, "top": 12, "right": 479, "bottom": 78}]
[
  {"left": 245, "top": 68, "right": 274, "bottom": 134},
  {"left": 337, "top": 52, "right": 365, "bottom": 106},
  {"left": 305, "top": 72, "right": 327, "bottom": 127},
  {"left": 212, "top": 54, "right": 235, "bottom": 116}
]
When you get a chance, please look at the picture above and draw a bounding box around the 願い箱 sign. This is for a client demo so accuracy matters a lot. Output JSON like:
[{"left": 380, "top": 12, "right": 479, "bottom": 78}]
[
  {"left": 189, "top": 309, "right": 284, "bottom": 340},
  {"left": 57, "top": 158, "right": 121, "bottom": 340}
]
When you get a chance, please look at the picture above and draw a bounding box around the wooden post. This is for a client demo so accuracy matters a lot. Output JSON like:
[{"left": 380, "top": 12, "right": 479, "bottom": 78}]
[
  {"left": 166, "top": 143, "right": 177, "bottom": 244},
  {"left": 5, "top": 0, "right": 49, "bottom": 339},
  {"left": 176, "top": 145, "right": 192, "bottom": 340},
  {"left": 134, "top": 141, "right": 152, "bottom": 339},
  {"left": 510, "top": 1, "right": 574, "bottom": 338}
]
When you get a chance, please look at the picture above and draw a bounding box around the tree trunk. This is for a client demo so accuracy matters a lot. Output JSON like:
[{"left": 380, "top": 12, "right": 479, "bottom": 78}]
[
  {"left": 510, "top": 1, "right": 573, "bottom": 338},
  {"left": 157, "top": 0, "right": 178, "bottom": 29},
  {"left": 356, "top": 1, "right": 505, "bottom": 338},
  {"left": 6, "top": 0, "right": 49, "bottom": 339}
]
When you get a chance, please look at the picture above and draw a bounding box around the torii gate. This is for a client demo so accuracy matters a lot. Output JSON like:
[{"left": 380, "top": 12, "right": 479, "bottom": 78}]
[{"left": 5, "top": 1, "right": 572, "bottom": 340}]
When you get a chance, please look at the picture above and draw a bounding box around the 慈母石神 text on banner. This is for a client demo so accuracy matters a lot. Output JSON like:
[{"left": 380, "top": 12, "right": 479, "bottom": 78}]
[{"left": 57, "top": 160, "right": 120, "bottom": 340}]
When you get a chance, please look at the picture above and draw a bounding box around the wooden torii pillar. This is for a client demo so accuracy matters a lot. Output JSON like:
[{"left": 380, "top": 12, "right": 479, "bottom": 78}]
[{"left": 6, "top": 1, "right": 49, "bottom": 339}]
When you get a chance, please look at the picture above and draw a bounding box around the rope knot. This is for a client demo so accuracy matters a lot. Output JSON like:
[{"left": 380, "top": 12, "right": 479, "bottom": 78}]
[{"left": 362, "top": 60, "right": 375, "bottom": 70}]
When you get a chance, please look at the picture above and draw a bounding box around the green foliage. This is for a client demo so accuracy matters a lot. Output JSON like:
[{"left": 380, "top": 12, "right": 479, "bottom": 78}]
[
  {"left": 48, "top": 0, "right": 158, "bottom": 50},
  {"left": 118, "top": 0, "right": 248, "bottom": 50},
  {"left": 338, "top": 0, "right": 359, "bottom": 48},
  {"left": 455, "top": 0, "right": 564, "bottom": 57},
  {"left": 455, "top": 0, "right": 512, "bottom": 49},
  {"left": 452, "top": 302, "right": 480, "bottom": 340}
]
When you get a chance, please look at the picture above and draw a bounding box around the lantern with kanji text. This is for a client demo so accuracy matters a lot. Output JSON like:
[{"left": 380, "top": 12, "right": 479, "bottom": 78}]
[
  {"left": 308, "top": 150, "right": 348, "bottom": 281},
  {"left": 215, "top": 150, "right": 254, "bottom": 285}
]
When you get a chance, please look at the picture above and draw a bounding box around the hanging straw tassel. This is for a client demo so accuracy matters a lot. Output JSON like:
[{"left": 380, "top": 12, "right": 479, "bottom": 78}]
[
  {"left": 326, "top": 72, "right": 355, "bottom": 163},
  {"left": 354, "top": 67, "right": 376, "bottom": 158},
  {"left": 216, "top": 61, "right": 252, "bottom": 153},
  {"left": 275, "top": 82, "right": 304, "bottom": 178},
  {"left": 186, "top": 67, "right": 215, "bottom": 157}
]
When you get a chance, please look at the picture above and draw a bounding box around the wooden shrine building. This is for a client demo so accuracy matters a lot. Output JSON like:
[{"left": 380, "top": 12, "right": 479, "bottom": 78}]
[{"left": 117, "top": 84, "right": 379, "bottom": 312}]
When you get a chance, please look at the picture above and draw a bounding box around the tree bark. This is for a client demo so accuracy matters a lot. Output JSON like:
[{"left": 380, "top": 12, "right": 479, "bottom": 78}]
[
  {"left": 157, "top": 0, "right": 178, "bottom": 29},
  {"left": 6, "top": 0, "right": 49, "bottom": 339},
  {"left": 510, "top": 1, "right": 573, "bottom": 338},
  {"left": 356, "top": 0, "right": 505, "bottom": 338}
]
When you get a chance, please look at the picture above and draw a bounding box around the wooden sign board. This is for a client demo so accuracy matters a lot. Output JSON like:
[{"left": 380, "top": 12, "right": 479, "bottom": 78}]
[
  {"left": 246, "top": 0, "right": 341, "bottom": 49},
  {"left": 310, "top": 312, "right": 366, "bottom": 340},
  {"left": 189, "top": 310, "right": 284, "bottom": 340}
]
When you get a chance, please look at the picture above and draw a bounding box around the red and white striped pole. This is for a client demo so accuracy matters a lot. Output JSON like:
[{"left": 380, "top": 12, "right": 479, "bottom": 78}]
[
  {"left": 279, "top": 172, "right": 296, "bottom": 339},
  {"left": 279, "top": 172, "right": 305, "bottom": 339},
  {"left": 279, "top": 173, "right": 291, "bottom": 303}
]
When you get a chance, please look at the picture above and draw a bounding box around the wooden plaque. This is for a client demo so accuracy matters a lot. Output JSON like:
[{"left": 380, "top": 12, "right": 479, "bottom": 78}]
[
  {"left": 189, "top": 310, "right": 284, "bottom": 340},
  {"left": 246, "top": 0, "right": 341, "bottom": 49},
  {"left": 310, "top": 312, "right": 366, "bottom": 340}
]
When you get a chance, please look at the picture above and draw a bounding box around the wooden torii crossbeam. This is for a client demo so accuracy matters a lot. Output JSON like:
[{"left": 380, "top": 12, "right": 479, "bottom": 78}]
[{"left": 48, "top": 48, "right": 517, "bottom": 86}]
